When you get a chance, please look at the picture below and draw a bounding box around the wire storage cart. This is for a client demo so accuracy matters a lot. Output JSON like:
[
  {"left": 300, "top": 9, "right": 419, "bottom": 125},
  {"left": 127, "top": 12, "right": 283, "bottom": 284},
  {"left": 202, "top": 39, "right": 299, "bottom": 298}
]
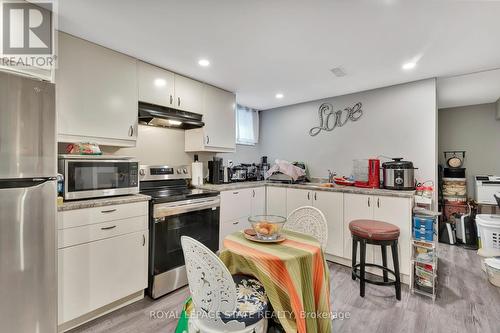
[{"left": 410, "top": 195, "right": 440, "bottom": 300}]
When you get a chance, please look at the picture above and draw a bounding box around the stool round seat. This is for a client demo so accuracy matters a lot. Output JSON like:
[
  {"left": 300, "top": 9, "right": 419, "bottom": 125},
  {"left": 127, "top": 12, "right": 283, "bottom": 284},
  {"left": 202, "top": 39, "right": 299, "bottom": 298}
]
[{"left": 349, "top": 219, "right": 400, "bottom": 241}]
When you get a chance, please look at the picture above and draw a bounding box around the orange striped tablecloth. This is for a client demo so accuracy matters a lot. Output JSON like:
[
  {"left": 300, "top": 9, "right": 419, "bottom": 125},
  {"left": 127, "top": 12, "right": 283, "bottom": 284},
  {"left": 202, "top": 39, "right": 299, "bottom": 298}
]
[{"left": 220, "top": 230, "right": 332, "bottom": 333}]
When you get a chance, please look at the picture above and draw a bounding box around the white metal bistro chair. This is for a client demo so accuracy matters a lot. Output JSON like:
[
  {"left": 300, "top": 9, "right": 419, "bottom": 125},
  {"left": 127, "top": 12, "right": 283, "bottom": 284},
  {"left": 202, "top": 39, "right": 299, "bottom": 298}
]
[
  {"left": 286, "top": 206, "right": 328, "bottom": 249},
  {"left": 180, "top": 236, "right": 268, "bottom": 333}
]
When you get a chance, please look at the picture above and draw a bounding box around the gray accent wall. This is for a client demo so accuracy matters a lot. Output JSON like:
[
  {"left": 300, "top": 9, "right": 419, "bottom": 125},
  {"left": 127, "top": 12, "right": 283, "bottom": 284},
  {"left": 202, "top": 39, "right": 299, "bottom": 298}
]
[
  {"left": 439, "top": 102, "right": 500, "bottom": 194},
  {"left": 258, "top": 79, "right": 438, "bottom": 184}
]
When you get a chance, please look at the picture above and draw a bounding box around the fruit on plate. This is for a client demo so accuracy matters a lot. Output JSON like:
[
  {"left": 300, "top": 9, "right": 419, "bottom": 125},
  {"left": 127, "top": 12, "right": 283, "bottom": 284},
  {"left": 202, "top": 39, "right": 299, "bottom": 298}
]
[{"left": 254, "top": 221, "right": 279, "bottom": 235}]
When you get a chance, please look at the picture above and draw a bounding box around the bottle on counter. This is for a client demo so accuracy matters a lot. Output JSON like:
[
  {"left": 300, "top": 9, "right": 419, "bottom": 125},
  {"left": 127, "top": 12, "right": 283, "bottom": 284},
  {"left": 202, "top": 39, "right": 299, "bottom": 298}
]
[
  {"left": 57, "top": 174, "right": 64, "bottom": 206},
  {"left": 191, "top": 154, "right": 204, "bottom": 186}
]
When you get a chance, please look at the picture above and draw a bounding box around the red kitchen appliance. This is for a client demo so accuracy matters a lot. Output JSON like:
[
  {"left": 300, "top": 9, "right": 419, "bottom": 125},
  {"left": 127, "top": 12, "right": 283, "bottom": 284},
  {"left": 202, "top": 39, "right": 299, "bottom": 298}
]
[{"left": 368, "top": 158, "right": 380, "bottom": 188}]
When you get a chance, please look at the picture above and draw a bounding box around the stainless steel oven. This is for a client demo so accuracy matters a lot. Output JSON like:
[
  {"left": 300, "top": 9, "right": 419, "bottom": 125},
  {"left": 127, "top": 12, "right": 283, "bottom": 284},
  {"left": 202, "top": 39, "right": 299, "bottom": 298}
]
[
  {"left": 58, "top": 155, "right": 139, "bottom": 200},
  {"left": 149, "top": 196, "right": 220, "bottom": 299}
]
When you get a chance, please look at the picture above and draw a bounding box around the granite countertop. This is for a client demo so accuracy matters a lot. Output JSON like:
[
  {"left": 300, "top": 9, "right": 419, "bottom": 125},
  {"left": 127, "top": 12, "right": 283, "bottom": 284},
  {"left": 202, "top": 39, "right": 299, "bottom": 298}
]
[
  {"left": 58, "top": 194, "right": 151, "bottom": 212},
  {"left": 196, "top": 181, "right": 415, "bottom": 198}
]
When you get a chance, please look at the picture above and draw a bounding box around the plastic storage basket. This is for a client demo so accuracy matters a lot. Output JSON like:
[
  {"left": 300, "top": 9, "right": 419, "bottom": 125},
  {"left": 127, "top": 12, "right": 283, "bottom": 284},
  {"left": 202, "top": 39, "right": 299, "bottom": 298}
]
[
  {"left": 413, "top": 216, "right": 434, "bottom": 230},
  {"left": 413, "top": 228, "right": 434, "bottom": 241},
  {"left": 476, "top": 214, "right": 500, "bottom": 250},
  {"left": 484, "top": 257, "right": 500, "bottom": 287}
]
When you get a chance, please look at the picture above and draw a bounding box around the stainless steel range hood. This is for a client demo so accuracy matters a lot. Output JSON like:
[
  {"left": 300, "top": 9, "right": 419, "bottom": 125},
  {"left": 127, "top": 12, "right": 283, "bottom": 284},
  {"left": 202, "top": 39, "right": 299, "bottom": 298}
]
[{"left": 138, "top": 102, "right": 204, "bottom": 129}]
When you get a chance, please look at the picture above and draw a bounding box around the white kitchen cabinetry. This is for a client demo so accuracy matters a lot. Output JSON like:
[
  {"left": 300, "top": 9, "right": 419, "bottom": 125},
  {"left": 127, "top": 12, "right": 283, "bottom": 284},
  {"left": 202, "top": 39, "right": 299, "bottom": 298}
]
[
  {"left": 285, "top": 188, "right": 344, "bottom": 257},
  {"left": 266, "top": 187, "right": 287, "bottom": 217},
  {"left": 251, "top": 187, "right": 266, "bottom": 216},
  {"left": 313, "top": 191, "right": 344, "bottom": 257},
  {"left": 286, "top": 188, "right": 313, "bottom": 216},
  {"left": 343, "top": 193, "right": 412, "bottom": 276},
  {"left": 137, "top": 62, "right": 203, "bottom": 114},
  {"left": 56, "top": 32, "right": 138, "bottom": 147},
  {"left": 185, "top": 85, "right": 236, "bottom": 152},
  {"left": 343, "top": 194, "right": 375, "bottom": 262},
  {"left": 219, "top": 187, "right": 264, "bottom": 249},
  {"left": 137, "top": 61, "right": 175, "bottom": 107},
  {"left": 57, "top": 202, "right": 148, "bottom": 327},
  {"left": 372, "top": 196, "right": 412, "bottom": 275},
  {"left": 174, "top": 74, "right": 204, "bottom": 113}
]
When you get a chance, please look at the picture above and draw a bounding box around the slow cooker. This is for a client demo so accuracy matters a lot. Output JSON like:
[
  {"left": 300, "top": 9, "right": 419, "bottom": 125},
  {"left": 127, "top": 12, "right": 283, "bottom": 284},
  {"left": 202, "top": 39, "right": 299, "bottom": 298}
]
[{"left": 382, "top": 158, "right": 417, "bottom": 190}]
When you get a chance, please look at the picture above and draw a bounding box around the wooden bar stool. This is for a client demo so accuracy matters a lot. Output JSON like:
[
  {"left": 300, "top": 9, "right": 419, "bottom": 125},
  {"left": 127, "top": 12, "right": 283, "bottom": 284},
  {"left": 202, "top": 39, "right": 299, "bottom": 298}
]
[{"left": 349, "top": 219, "right": 401, "bottom": 300}]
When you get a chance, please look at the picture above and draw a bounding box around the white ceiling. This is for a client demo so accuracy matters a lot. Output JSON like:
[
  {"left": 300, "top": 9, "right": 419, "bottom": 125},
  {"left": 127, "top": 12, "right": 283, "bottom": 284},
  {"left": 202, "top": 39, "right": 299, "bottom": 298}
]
[
  {"left": 437, "top": 69, "right": 500, "bottom": 109},
  {"left": 57, "top": 0, "right": 500, "bottom": 110}
]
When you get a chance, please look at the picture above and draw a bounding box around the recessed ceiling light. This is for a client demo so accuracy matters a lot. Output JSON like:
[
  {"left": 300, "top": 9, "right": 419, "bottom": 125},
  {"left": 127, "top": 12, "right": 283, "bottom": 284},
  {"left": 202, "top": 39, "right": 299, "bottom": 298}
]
[
  {"left": 402, "top": 62, "right": 416, "bottom": 70},
  {"left": 198, "top": 59, "right": 210, "bottom": 67},
  {"left": 154, "top": 78, "right": 166, "bottom": 87},
  {"left": 275, "top": 93, "right": 284, "bottom": 99}
]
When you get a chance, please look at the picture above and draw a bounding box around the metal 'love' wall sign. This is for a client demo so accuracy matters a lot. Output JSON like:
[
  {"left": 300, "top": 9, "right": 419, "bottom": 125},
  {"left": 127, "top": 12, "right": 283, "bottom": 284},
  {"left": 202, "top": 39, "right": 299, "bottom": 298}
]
[{"left": 309, "top": 102, "right": 363, "bottom": 136}]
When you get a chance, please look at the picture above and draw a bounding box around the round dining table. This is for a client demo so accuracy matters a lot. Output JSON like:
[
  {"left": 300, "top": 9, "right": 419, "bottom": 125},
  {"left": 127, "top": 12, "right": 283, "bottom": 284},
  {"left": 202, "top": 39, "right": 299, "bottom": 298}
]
[{"left": 220, "top": 229, "right": 332, "bottom": 333}]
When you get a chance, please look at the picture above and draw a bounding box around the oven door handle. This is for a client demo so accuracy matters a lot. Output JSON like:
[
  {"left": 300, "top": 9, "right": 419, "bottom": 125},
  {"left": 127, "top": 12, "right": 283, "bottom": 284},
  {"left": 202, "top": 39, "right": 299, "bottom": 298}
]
[{"left": 154, "top": 198, "right": 220, "bottom": 220}]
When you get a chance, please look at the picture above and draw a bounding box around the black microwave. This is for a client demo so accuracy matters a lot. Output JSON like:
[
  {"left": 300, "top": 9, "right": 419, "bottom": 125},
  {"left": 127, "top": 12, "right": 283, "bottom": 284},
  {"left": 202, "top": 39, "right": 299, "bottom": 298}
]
[{"left": 58, "top": 155, "right": 139, "bottom": 200}]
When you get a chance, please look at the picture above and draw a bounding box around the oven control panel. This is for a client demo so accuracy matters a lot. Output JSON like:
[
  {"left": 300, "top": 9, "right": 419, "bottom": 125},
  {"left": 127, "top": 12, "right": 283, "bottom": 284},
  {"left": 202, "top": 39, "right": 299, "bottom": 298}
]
[{"left": 139, "top": 165, "right": 191, "bottom": 181}]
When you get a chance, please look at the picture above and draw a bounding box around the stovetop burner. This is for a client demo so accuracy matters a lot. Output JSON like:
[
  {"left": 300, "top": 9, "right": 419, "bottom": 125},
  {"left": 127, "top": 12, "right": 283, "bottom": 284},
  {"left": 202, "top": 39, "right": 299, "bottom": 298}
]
[
  {"left": 141, "top": 187, "right": 219, "bottom": 203},
  {"left": 138, "top": 164, "right": 219, "bottom": 203}
]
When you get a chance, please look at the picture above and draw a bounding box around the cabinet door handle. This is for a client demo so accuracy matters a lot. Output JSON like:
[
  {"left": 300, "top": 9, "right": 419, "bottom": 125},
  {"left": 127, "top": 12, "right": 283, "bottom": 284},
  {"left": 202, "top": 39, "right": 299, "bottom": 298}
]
[
  {"left": 314, "top": 192, "right": 317, "bottom": 201},
  {"left": 101, "top": 209, "right": 117, "bottom": 214},
  {"left": 368, "top": 197, "right": 371, "bottom": 207},
  {"left": 206, "top": 136, "right": 210, "bottom": 144},
  {"left": 142, "top": 234, "right": 146, "bottom": 246},
  {"left": 101, "top": 225, "right": 116, "bottom": 230},
  {"left": 128, "top": 125, "right": 134, "bottom": 137},
  {"left": 233, "top": 191, "right": 239, "bottom": 195},
  {"left": 178, "top": 97, "right": 181, "bottom": 106},
  {"left": 307, "top": 192, "right": 310, "bottom": 200},
  {"left": 232, "top": 221, "right": 239, "bottom": 225},
  {"left": 170, "top": 94, "right": 173, "bottom": 105},
  {"left": 377, "top": 198, "right": 380, "bottom": 208},
  {"left": 253, "top": 190, "right": 255, "bottom": 197}
]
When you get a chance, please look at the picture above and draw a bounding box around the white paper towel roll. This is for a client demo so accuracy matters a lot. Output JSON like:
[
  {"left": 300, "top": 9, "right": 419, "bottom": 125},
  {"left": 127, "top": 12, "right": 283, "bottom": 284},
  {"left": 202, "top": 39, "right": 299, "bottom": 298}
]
[{"left": 191, "top": 161, "right": 204, "bottom": 185}]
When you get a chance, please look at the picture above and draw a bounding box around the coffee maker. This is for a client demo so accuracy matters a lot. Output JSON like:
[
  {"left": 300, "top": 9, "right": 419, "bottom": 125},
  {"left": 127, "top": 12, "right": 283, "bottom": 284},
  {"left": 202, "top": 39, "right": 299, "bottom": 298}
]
[
  {"left": 259, "top": 156, "right": 270, "bottom": 180},
  {"left": 208, "top": 157, "right": 224, "bottom": 184}
]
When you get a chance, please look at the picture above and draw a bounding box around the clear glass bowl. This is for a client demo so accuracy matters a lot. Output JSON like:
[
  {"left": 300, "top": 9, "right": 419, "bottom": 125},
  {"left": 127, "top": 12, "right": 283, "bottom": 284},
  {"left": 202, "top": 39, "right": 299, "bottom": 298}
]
[{"left": 248, "top": 215, "right": 287, "bottom": 241}]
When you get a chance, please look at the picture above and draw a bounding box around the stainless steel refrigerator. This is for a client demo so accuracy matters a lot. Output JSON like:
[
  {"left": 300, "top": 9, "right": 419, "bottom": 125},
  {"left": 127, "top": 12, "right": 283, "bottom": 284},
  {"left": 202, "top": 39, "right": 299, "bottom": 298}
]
[{"left": 0, "top": 71, "right": 57, "bottom": 332}]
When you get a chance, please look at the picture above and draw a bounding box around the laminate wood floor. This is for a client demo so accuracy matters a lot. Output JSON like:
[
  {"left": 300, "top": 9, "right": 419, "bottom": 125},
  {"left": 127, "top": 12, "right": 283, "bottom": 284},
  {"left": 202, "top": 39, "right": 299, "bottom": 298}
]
[{"left": 70, "top": 244, "right": 500, "bottom": 333}]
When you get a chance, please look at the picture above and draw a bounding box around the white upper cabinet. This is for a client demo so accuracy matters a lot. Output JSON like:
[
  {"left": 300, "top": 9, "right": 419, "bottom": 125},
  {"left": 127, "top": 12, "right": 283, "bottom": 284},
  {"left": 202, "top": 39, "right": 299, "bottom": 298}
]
[
  {"left": 137, "top": 62, "right": 203, "bottom": 113},
  {"left": 56, "top": 32, "right": 138, "bottom": 146},
  {"left": 174, "top": 74, "right": 204, "bottom": 114},
  {"left": 185, "top": 84, "right": 236, "bottom": 152},
  {"left": 137, "top": 61, "right": 175, "bottom": 107}
]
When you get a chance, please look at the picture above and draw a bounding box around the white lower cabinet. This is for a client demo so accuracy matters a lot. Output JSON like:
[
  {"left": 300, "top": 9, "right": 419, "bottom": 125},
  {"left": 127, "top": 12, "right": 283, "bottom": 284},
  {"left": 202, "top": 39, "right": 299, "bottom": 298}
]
[
  {"left": 251, "top": 187, "right": 266, "bottom": 216},
  {"left": 57, "top": 202, "right": 149, "bottom": 326},
  {"left": 286, "top": 188, "right": 312, "bottom": 216},
  {"left": 266, "top": 187, "right": 287, "bottom": 216},
  {"left": 343, "top": 194, "right": 375, "bottom": 262},
  {"left": 343, "top": 193, "right": 412, "bottom": 276},
  {"left": 372, "top": 196, "right": 412, "bottom": 276},
  {"left": 313, "top": 191, "right": 344, "bottom": 257},
  {"left": 219, "top": 187, "right": 265, "bottom": 249},
  {"left": 58, "top": 231, "right": 148, "bottom": 324},
  {"left": 285, "top": 188, "right": 344, "bottom": 257},
  {"left": 220, "top": 185, "right": 412, "bottom": 279}
]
